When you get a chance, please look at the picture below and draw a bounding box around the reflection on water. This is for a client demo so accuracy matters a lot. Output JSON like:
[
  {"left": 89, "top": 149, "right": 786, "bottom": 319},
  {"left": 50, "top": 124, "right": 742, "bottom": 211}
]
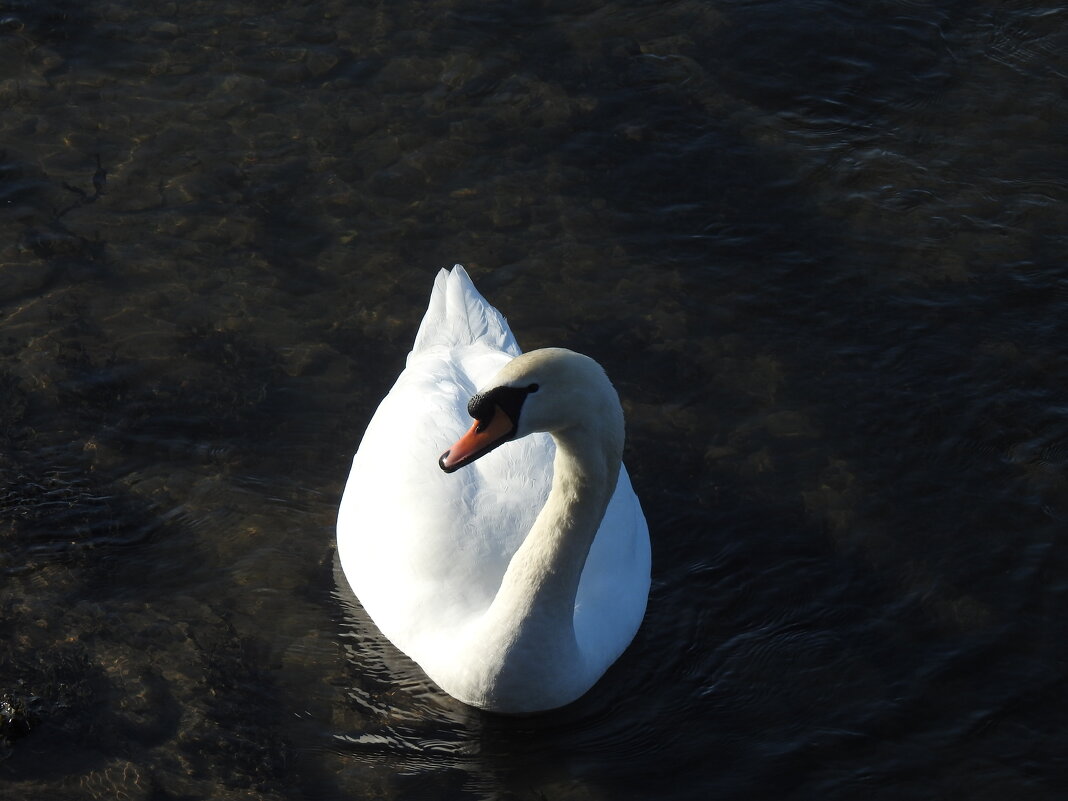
[{"left": 2, "top": 0, "right": 1066, "bottom": 799}]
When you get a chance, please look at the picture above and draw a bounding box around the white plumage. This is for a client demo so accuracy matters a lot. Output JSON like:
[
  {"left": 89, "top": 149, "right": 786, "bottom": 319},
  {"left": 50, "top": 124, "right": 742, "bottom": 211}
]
[{"left": 337, "top": 265, "right": 650, "bottom": 713}]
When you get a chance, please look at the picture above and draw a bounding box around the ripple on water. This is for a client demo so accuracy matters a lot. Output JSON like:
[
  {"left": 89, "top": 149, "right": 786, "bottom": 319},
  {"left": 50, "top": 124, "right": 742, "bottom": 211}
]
[{"left": 0, "top": 0, "right": 1065, "bottom": 797}]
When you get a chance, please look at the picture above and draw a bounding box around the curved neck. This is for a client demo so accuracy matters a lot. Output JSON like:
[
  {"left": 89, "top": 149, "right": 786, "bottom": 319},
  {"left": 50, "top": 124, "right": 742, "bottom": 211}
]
[{"left": 487, "top": 423, "right": 622, "bottom": 645}]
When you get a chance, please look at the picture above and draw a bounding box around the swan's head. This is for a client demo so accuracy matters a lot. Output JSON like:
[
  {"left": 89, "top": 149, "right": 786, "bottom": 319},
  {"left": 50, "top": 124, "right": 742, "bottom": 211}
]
[{"left": 439, "top": 348, "right": 623, "bottom": 474}]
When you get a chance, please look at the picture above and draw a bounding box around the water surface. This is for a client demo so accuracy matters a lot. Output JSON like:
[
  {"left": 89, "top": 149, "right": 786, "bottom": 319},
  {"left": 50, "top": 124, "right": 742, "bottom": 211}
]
[{"left": 1, "top": 1, "right": 1065, "bottom": 799}]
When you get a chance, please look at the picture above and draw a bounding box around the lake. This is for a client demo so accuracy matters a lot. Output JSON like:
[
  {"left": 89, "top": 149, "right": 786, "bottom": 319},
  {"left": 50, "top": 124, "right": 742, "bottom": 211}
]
[{"left": 1, "top": 1, "right": 1065, "bottom": 799}]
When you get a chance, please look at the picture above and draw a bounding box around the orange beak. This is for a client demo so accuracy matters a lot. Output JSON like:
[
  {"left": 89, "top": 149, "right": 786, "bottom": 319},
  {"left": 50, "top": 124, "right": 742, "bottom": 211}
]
[{"left": 439, "top": 405, "right": 516, "bottom": 473}]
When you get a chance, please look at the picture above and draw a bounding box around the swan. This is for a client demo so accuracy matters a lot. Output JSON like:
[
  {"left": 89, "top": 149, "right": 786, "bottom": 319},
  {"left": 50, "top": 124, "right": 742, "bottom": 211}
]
[{"left": 336, "top": 265, "right": 650, "bottom": 713}]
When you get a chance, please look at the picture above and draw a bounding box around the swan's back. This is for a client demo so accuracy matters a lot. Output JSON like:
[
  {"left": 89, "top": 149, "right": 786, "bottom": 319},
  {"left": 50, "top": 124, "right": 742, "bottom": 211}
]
[{"left": 336, "top": 265, "right": 650, "bottom": 705}]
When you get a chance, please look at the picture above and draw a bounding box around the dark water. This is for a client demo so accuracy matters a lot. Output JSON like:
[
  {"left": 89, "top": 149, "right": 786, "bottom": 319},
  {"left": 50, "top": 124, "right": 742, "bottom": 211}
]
[{"left": 2, "top": 0, "right": 1066, "bottom": 798}]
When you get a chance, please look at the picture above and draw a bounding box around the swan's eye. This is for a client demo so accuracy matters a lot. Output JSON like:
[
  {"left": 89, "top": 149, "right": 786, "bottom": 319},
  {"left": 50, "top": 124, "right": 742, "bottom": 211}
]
[{"left": 527, "top": 383, "right": 539, "bottom": 393}]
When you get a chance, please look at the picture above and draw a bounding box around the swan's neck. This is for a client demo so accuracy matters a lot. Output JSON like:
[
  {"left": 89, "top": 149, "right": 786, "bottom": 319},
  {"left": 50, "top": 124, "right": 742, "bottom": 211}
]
[
  {"left": 518, "top": 430, "right": 617, "bottom": 610},
  {"left": 481, "top": 425, "right": 621, "bottom": 665}
]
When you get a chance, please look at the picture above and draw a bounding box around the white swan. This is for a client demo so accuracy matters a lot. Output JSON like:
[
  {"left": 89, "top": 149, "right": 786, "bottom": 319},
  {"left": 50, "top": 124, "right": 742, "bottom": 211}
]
[{"left": 336, "top": 265, "right": 650, "bottom": 713}]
